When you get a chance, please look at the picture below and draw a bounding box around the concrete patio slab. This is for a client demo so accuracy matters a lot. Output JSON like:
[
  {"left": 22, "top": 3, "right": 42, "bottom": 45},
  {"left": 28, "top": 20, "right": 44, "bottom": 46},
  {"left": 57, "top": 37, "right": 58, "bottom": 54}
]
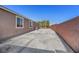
[{"left": 0, "top": 29, "right": 73, "bottom": 53}]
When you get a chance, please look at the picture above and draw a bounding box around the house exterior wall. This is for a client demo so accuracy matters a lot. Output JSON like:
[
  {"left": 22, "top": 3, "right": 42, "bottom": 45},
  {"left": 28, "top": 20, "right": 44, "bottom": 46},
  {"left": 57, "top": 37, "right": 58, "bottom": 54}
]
[
  {"left": 51, "top": 16, "right": 79, "bottom": 52},
  {"left": 32, "top": 22, "right": 39, "bottom": 30},
  {"left": 0, "top": 8, "right": 39, "bottom": 40}
]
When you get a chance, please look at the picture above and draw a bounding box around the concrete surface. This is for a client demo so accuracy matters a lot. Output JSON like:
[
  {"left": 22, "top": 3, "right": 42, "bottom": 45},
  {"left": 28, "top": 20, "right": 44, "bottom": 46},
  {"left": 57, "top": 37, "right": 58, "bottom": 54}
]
[{"left": 0, "top": 29, "right": 73, "bottom": 53}]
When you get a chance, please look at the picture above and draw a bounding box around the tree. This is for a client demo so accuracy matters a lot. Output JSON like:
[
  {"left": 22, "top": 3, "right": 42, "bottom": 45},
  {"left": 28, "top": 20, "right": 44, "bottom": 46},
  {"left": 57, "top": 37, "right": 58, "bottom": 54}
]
[{"left": 38, "top": 20, "right": 50, "bottom": 28}]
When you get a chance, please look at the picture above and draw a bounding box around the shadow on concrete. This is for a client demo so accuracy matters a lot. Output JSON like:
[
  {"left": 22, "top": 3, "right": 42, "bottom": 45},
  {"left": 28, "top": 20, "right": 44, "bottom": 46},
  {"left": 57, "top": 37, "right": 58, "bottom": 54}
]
[
  {"left": 55, "top": 32, "right": 75, "bottom": 53},
  {"left": 0, "top": 44, "right": 67, "bottom": 53}
]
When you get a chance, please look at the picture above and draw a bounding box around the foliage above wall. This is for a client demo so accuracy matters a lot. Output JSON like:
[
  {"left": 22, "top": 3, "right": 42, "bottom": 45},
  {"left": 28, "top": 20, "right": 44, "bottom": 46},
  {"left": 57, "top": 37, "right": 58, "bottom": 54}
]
[{"left": 38, "top": 20, "right": 50, "bottom": 28}]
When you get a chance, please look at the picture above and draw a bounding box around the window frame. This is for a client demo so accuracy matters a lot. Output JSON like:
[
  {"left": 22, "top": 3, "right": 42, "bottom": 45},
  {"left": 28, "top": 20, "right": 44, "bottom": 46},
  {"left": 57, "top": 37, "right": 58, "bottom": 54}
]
[
  {"left": 16, "top": 16, "right": 24, "bottom": 29},
  {"left": 29, "top": 20, "right": 33, "bottom": 28}
]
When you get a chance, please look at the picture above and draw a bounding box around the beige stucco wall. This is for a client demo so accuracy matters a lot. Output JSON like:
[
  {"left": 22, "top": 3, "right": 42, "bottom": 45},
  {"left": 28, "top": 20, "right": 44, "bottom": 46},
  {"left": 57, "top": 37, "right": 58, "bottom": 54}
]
[{"left": 0, "top": 8, "right": 36, "bottom": 40}]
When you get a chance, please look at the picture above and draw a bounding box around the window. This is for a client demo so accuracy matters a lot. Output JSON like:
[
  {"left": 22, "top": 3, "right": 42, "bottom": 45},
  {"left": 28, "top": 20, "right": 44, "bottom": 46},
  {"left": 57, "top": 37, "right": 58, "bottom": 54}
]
[
  {"left": 16, "top": 16, "right": 24, "bottom": 28},
  {"left": 29, "top": 20, "right": 33, "bottom": 28}
]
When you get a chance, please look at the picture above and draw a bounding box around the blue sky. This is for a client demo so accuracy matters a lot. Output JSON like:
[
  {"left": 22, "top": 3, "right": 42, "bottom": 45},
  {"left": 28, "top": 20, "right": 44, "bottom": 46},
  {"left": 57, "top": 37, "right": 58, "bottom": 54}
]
[{"left": 4, "top": 5, "right": 79, "bottom": 24}]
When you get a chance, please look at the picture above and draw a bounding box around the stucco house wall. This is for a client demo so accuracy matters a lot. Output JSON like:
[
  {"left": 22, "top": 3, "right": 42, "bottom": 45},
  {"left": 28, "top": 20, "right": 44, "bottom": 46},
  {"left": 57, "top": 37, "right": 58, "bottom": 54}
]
[{"left": 0, "top": 7, "right": 39, "bottom": 40}]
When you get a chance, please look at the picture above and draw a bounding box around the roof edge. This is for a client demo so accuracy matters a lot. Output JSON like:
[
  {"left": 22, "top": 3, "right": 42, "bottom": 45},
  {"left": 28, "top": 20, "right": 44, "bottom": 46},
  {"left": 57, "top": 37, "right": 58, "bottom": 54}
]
[{"left": 0, "top": 5, "right": 37, "bottom": 22}]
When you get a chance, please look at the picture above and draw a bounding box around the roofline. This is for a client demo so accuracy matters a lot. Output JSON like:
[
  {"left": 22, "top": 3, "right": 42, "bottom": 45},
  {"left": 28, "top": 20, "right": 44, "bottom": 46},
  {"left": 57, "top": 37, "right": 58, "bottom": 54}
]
[
  {"left": 0, "top": 5, "right": 36, "bottom": 22},
  {"left": 59, "top": 16, "right": 79, "bottom": 24}
]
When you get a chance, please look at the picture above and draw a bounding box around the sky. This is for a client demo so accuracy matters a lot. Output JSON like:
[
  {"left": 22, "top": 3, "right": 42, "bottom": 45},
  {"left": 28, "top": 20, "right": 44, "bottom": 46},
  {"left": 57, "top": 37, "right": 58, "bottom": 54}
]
[{"left": 4, "top": 5, "right": 79, "bottom": 24}]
